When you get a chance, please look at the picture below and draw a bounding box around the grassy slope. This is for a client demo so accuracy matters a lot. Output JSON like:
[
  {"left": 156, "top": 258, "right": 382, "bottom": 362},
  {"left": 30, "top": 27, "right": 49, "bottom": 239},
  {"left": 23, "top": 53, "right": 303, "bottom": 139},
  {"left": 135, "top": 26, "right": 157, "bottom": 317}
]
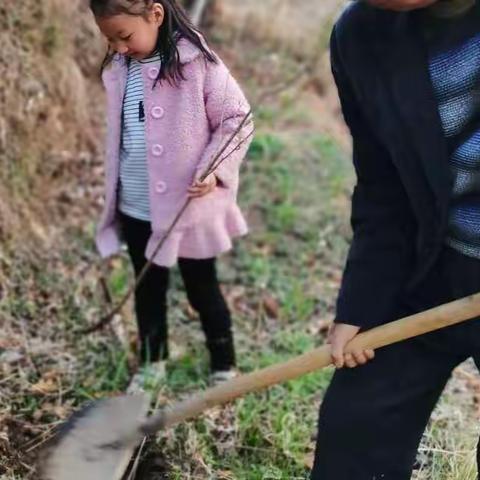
[{"left": 1, "top": 1, "right": 480, "bottom": 479}]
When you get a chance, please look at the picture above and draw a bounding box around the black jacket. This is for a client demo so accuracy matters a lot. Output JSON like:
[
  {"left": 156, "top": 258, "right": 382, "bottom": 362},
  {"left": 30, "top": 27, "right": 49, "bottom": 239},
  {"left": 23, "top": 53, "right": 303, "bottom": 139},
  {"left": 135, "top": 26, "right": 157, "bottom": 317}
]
[{"left": 332, "top": 3, "right": 455, "bottom": 328}]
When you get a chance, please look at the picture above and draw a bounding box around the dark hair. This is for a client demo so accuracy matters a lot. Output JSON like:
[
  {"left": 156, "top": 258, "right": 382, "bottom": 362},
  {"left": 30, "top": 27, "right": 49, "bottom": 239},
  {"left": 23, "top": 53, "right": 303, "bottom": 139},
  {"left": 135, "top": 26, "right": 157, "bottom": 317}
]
[{"left": 90, "top": 0, "right": 217, "bottom": 85}]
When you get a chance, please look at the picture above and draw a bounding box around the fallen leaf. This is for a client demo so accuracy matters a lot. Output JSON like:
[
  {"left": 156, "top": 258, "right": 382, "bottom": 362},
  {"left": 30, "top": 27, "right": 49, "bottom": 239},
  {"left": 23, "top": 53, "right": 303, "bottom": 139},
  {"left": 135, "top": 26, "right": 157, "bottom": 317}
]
[
  {"left": 42, "top": 370, "right": 62, "bottom": 382},
  {"left": 30, "top": 379, "right": 57, "bottom": 395},
  {"left": 262, "top": 294, "right": 280, "bottom": 319},
  {"left": 0, "top": 350, "right": 24, "bottom": 365},
  {"left": 304, "top": 452, "right": 315, "bottom": 469},
  {"left": 186, "top": 304, "right": 198, "bottom": 320}
]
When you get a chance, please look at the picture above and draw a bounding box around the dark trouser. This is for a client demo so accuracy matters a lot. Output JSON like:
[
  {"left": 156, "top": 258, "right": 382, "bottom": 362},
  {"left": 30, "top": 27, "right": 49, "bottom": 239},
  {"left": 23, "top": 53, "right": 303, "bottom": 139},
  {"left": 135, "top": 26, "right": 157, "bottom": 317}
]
[
  {"left": 312, "top": 247, "right": 480, "bottom": 479},
  {"left": 119, "top": 213, "right": 236, "bottom": 371}
]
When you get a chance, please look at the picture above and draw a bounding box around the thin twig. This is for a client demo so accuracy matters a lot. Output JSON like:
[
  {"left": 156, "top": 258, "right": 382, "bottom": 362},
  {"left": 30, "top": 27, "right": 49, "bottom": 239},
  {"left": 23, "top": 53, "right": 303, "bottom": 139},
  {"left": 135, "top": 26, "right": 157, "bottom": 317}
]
[
  {"left": 99, "top": 275, "right": 113, "bottom": 306},
  {"left": 252, "top": 30, "right": 325, "bottom": 107},
  {"left": 82, "top": 109, "right": 253, "bottom": 334},
  {"left": 206, "top": 127, "right": 255, "bottom": 177},
  {"left": 19, "top": 319, "right": 41, "bottom": 378},
  {"left": 417, "top": 447, "right": 472, "bottom": 456},
  {"left": 24, "top": 425, "right": 59, "bottom": 453},
  {"left": 126, "top": 437, "right": 148, "bottom": 480}
]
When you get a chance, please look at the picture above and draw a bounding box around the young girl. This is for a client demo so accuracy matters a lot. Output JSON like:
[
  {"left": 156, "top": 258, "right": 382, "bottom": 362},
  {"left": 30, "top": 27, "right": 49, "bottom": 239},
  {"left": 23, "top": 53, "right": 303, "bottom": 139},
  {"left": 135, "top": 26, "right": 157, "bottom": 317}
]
[{"left": 90, "top": 0, "right": 253, "bottom": 391}]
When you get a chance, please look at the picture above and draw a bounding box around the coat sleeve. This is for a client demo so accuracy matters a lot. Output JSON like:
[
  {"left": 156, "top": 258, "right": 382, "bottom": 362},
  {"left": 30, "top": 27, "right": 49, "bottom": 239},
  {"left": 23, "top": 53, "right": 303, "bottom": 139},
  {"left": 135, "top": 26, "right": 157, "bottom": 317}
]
[
  {"left": 196, "top": 57, "right": 254, "bottom": 189},
  {"left": 331, "top": 26, "right": 417, "bottom": 329}
]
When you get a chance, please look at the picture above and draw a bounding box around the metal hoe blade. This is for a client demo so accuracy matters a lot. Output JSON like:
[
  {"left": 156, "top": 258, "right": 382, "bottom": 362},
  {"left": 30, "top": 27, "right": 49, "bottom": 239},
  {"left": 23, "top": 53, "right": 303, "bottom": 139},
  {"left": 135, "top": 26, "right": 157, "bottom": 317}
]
[{"left": 40, "top": 395, "right": 150, "bottom": 480}]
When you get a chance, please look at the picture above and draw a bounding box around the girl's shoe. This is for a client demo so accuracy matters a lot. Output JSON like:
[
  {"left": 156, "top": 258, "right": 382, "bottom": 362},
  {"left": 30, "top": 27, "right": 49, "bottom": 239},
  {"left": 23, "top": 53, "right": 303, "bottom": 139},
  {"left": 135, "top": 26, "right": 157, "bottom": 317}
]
[
  {"left": 127, "top": 360, "right": 167, "bottom": 395},
  {"left": 209, "top": 368, "right": 238, "bottom": 386}
]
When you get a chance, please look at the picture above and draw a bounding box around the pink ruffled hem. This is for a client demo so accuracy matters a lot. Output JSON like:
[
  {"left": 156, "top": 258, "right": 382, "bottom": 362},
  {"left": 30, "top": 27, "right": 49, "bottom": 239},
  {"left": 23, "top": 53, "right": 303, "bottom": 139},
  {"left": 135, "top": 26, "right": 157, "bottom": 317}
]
[{"left": 144, "top": 203, "right": 248, "bottom": 267}]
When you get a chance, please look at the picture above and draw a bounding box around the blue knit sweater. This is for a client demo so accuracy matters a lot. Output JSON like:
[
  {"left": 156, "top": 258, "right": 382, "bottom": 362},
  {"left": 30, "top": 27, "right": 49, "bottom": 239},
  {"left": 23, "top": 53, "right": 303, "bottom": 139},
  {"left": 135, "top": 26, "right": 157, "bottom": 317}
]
[{"left": 425, "top": 5, "right": 480, "bottom": 258}]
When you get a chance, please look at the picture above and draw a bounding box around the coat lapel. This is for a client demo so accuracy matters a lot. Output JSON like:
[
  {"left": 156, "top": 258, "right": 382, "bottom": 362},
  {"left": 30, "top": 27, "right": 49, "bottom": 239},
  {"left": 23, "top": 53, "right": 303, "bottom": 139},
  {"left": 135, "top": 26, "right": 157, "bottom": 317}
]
[{"left": 373, "top": 12, "right": 452, "bottom": 212}]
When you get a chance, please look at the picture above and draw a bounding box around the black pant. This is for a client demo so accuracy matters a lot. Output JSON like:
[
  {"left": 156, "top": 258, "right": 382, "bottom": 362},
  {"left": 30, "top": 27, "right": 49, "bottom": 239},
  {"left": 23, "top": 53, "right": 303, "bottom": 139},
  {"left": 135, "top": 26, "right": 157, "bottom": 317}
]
[
  {"left": 120, "top": 213, "right": 236, "bottom": 371},
  {"left": 312, "top": 247, "right": 480, "bottom": 479}
]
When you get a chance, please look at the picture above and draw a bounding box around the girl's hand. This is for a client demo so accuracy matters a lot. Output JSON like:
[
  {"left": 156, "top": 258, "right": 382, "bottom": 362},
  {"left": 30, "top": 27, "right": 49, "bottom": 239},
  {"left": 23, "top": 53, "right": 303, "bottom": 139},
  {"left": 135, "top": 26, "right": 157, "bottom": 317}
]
[
  {"left": 188, "top": 173, "right": 217, "bottom": 198},
  {"left": 328, "top": 323, "right": 375, "bottom": 369}
]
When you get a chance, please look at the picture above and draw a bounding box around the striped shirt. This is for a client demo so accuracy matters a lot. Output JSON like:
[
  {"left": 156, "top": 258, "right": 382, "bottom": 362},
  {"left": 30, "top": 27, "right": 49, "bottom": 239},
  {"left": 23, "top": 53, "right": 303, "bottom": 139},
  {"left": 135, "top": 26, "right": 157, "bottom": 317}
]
[
  {"left": 118, "top": 52, "right": 161, "bottom": 221},
  {"left": 424, "top": 6, "right": 480, "bottom": 259}
]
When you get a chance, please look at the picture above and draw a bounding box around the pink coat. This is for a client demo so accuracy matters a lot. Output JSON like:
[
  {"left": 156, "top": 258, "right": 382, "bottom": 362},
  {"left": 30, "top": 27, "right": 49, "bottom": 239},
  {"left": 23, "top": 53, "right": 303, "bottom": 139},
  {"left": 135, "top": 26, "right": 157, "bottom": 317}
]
[{"left": 96, "top": 38, "right": 253, "bottom": 267}]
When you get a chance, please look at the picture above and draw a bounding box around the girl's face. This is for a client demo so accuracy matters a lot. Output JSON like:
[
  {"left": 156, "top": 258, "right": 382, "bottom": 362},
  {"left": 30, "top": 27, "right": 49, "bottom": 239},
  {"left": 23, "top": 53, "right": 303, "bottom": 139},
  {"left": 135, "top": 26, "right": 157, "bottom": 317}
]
[
  {"left": 96, "top": 3, "right": 164, "bottom": 60},
  {"left": 365, "top": 0, "right": 438, "bottom": 10}
]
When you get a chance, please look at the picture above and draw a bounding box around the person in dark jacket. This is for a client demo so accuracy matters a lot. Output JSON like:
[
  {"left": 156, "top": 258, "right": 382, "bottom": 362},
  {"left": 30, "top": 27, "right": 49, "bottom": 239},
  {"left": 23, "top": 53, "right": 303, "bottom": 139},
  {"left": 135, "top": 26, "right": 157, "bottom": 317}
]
[{"left": 312, "top": 0, "right": 480, "bottom": 478}]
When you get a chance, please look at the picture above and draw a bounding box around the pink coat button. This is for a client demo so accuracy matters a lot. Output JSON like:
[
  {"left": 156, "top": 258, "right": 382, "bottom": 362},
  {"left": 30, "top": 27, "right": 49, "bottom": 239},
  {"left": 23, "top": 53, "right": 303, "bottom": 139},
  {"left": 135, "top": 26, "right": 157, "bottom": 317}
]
[
  {"left": 151, "top": 106, "right": 165, "bottom": 119},
  {"left": 148, "top": 67, "right": 159, "bottom": 80},
  {"left": 155, "top": 181, "right": 167, "bottom": 193},
  {"left": 152, "top": 144, "right": 164, "bottom": 156}
]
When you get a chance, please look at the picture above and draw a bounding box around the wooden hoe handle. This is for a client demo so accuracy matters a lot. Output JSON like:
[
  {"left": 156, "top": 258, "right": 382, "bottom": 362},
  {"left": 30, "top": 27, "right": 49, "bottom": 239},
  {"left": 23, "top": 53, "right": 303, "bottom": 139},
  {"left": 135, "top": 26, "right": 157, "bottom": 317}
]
[{"left": 141, "top": 293, "right": 480, "bottom": 434}]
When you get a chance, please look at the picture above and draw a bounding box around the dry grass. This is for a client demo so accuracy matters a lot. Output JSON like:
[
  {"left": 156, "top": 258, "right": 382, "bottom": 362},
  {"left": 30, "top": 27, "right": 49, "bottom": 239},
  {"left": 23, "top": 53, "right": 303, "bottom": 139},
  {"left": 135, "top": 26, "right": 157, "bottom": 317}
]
[
  {"left": 0, "top": 0, "right": 104, "bottom": 246},
  {"left": 3, "top": 1, "right": 480, "bottom": 479},
  {"left": 220, "top": 0, "right": 340, "bottom": 60}
]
